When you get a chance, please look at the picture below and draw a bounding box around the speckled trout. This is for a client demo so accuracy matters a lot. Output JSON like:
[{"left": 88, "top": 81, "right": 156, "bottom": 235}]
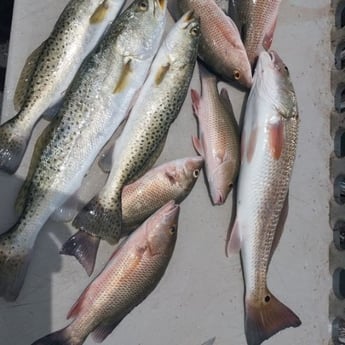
[
  {"left": 0, "top": 0, "right": 126, "bottom": 174},
  {"left": 72, "top": 10, "right": 200, "bottom": 244},
  {"left": 32, "top": 201, "right": 179, "bottom": 345},
  {"left": 0, "top": 0, "right": 167, "bottom": 301},
  {"left": 227, "top": 51, "right": 301, "bottom": 345},
  {"left": 62, "top": 156, "right": 203, "bottom": 275}
]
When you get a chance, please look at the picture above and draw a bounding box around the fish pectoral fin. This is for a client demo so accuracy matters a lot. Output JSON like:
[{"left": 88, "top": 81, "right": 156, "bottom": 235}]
[
  {"left": 14, "top": 40, "right": 46, "bottom": 111},
  {"left": 268, "top": 120, "right": 284, "bottom": 160},
  {"left": 192, "top": 136, "right": 204, "bottom": 157},
  {"left": 113, "top": 59, "right": 133, "bottom": 94},
  {"left": 98, "top": 143, "right": 115, "bottom": 173},
  {"left": 226, "top": 220, "right": 241, "bottom": 257},
  {"left": 92, "top": 318, "right": 123, "bottom": 343},
  {"left": 165, "top": 168, "right": 178, "bottom": 185},
  {"left": 245, "top": 290, "right": 301, "bottom": 345},
  {"left": 155, "top": 63, "right": 171, "bottom": 85},
  {"left": 90, "top": 0, "right": 110, "bottom": 24},
  {"left": 191, "top": 89, "right": 201, "bottom": 115}
]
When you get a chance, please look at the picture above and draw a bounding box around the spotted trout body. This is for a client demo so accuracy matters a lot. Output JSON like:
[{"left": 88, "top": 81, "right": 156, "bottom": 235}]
[
  {"left": 0, "top": 0, "right": 126, "bottom": 174},
  {"left": 0, "top": 0, "right": 167, "bottom": 301}
]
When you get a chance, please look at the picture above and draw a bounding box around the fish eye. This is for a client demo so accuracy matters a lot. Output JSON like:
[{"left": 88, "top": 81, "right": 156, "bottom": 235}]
[
  {"left": 193, "top": 169, "right": 200, "bottom": 178},
  {"left": 138, "top": 0, "right": 148, "bottom": 11},
  {"left": 190, "top": 25, "right": 199, "bottom": 36},
  {"left": 284, "top": 65, "right": 289, "bottom": 74},
  {"left": 169, "top": 225, "right": 177, "bottom": 235},
  {"left": 233, "top": 70, "right": 240, "bottom": 80}
]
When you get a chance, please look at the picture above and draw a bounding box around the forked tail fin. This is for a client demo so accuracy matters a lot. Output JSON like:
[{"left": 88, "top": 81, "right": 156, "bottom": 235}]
[
  {"left": 60, "top": 231, "right": 100, "bottom": 276},
  {"left": 245, "top": 289, "right": 301, "bottom": 345},
  {"left": 72, "top": 194, "right": 122, "bottom": 245},
  {"left": 31, "top": 325, "right": 82, "bottom": 345},
  {"left": 0, "top": 224, "right": 34, "bottom": 301},
  {"left": 0, "top": 116, "right": 32, "bottom": 174}
]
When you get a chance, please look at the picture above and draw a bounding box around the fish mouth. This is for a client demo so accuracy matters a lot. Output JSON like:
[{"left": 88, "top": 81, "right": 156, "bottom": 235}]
[{"left": 211, "top": 191, "right": 225, "bottom": 206}]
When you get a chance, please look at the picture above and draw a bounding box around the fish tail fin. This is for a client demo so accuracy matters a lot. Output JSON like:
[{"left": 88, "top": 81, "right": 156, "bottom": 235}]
[
  {"left": 72, "top": 194, "right": 122, "bottom": 245},
  {"left": 0, "top": 224, "right": 34, "bottom": 301},
  {"left": 245, "top": 289, "right": 301, "bottom": 345},
  {"left": 0, "top": 116, "right": 31, "bottom": 174},
  {"left": 60, "top": 231, "right": 100, "bottom": 276},
  {"left": 31, "top": 325, "right": 82, "bottom": 345}
]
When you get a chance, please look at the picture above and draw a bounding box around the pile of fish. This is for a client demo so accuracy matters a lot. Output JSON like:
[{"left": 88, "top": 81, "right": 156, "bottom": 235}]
[{"left": 0, "top": 0, "right": 302, "bottom": 344}]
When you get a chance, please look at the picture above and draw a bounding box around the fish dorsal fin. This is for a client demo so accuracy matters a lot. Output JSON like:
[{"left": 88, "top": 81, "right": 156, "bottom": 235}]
[
  {"left": 155, "top": 63, "right": 171, "bottom": 85},
  {"left": 113, "top": 59, "right": 132, "bottom": 94},
  {"left": 90, "top": 0, "right": 109, "bottom": 24},
  {"left": 15, "top": 122, "right": 54, "bottom": 215},
  {"left": 226, "top": 219, "right": 242, "bottom": 256},
  {"left": 14, "top": 41, "right": 45, "bottom": 111},
  {"left": 92, "top": 318, "right": 123, "bottom": 342}
]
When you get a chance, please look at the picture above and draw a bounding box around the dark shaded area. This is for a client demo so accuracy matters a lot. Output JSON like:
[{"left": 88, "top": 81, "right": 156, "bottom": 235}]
[{"left": 0, "top": 0, "right": 14, "bottom": 92}]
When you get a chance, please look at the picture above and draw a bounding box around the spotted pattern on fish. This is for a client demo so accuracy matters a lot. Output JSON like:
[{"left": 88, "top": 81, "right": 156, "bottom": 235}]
[{"left": 72, "top": 12, "right": 200, "bottom": 244}]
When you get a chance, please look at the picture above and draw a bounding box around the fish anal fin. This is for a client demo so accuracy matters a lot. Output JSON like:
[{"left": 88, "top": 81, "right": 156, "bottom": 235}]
[
  {"left": 155, "top": 63, "right": 171, "bottom": 85},
  {"left": 92, "top": 318, "right": 123, "bottom": 342},
  {"left": 14, "top": 41, "right": 45, "bottom": 111},
  {"left": 90, "top": 0, "right": 109, "bottom": 24},
  {"left": 245, "top": 290, "right": 301, "bottom": 345},
  {"left": 113, "top": 59, "right": 132, "bottom": 94},
  {"left": 268, "top": 120, "right": 284, "bottom": 160},
  {"left": 226, "top": 220, "right": 241, "bottom": 257},
  {"left": 192, "top": 136, "right": 204, "bottom": 156}
]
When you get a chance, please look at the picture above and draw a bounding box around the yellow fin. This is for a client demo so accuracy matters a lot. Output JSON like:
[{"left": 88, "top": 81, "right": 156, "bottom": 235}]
[
  {"left": 15, "top": 123, "right": 54, "bottom": 215},
  {"left": 14, "top": 41, "right": 45, "bottom": 111},
  {"left": 113, "top": 60, "right": 132, "bottom": 94},
  {"left": 90, "top": 0, "right": 109, "bottom": 24},
  {"left": 155, "top": 63, "right": 170, "bottom": 85}
]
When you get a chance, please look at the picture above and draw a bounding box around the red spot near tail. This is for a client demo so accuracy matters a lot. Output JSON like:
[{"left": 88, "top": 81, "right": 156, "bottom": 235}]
[
  {"left": 268, "top": 121, "right": 284, "bottom": 160},
  {"left": 246, "top": 128, "right": 258, "bottom": 163}
]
